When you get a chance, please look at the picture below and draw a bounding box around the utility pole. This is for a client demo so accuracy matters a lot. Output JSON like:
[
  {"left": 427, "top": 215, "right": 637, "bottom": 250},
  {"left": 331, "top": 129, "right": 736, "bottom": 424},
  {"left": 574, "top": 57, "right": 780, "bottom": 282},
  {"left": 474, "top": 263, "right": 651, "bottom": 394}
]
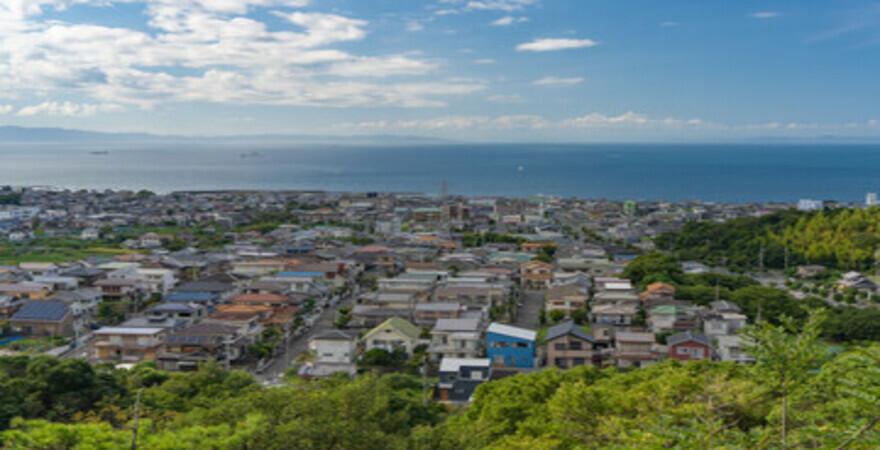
[
  {"left": 421, "top": 357, "right": 429, "bottom": 406},
  {"left": 758, "top": 241, "right": 765, "bottom": 272},
  {"left": 131, "top": 389, "right": 143, "bottom": 450},
  {"left": 784, "top": 246, "right": 789, "bottom": 271}
]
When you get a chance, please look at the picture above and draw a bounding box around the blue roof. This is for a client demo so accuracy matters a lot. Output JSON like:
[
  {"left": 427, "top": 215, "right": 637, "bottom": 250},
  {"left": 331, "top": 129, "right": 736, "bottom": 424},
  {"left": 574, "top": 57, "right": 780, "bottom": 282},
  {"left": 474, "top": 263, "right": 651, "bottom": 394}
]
[
  {"left": 277, "top": 271, "right": 323, "bottom": 277},
  {"left": 165, "top": 292, "right": 218, "bottom": 302},
  {"left": 12, "top": 301, "right": 69, "bottom": 321}
]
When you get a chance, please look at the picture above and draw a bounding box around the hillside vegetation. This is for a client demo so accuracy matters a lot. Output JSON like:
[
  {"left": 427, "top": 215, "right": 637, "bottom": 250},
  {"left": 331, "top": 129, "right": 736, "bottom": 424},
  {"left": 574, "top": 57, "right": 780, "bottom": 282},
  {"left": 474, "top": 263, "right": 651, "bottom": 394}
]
[
  {"left": 656, "top": 207, "right": 880, "bottom": 271},
  {"left": 1, "top": 315, "right": 878, "bottom": 449}
]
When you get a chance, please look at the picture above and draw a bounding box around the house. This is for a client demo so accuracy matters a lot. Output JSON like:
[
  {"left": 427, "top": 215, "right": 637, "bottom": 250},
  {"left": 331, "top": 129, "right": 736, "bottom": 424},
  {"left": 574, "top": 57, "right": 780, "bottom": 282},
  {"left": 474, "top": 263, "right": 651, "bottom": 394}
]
[
  {"left": 157, "top": 323, "right": 244, "bottom": 371},
  {"left": 94, "top": 278, "right": 142, "bottom": 302},
  {"left": 0, "top": 282, "right": 50, "bottom": 300},
  {"left": 612, "top": 331, "right": 661, "bottom": 368},
  {"left": 48, "top": 289, "right": 101, "bottom": 317},
  {"left": 229, "top": 293, "right": 292, "bottom": 307},
  {"left": 145, "top": 302, "right": 205, "bottom": 323},
  {"left": 429, "top": 318, "right": 482, "bottom": 361},
  {"left": 519, "top": 260, "right": 553, "bottom": 290},
  {"left": 164, "top": 291, "right": 219, "bottom": 307},
  {"left": 361, "top": 317, "right": 423, "bottom": 356},
  {"left": 839, "top": 271, "right": 877, "bottom": 291},
  {"left": 80, "top": 228, "right": 100, "bottom": 241},
  {"left": 9, "top": 301, "right": 74, "bottom": 337},
  {"left": 174, "top": 281, "right": 237, "bottom": 301},
  {"left": 714, "top": 334, "right": 754, "bottom": 363},
  {"left": 702, "top": 310, "right": 747, "bottom": 337},
  {"left": 590, "top": 303, "right": 637, "bottom": 327},
  {"left": 139, "top": 233, "right": 163, "bottom": 248},
  {"left": 93, "top": 327, "right": 166, "bottom": 363},
  {"left": 302, "top": 330, "right": 358, "bottom": 377},
  {"left": 545, "top": 283, "right": 589, "bottom": 315},
  {"left": 667, "top": 331, "right": 712, "bottom": 361},
  {"left": 639, "top": 282, "right": 676, "bottom": 303},
  {"left": 647, "top": 304, "right": 700, "bottom": 333},
  {"left": 545, "top": 320, "right": 595, "bottom": 369},
  {"left": 310, "top": 330, "right": 357, "bottom": 364},
  {"left": 0, "top": 295, "right": 25, "bottom": 319},
  {"left": 413, "top": 302, "right": 462, "bottom": 327},
  {"left": 486, "top": 322, "right": 536, "bottom": 368},
  {"left": 436, "top": 358, "right": 491, "bottom": 404},
  {"left": 136, "top": 268, "right": 178, "bottom": 294}
]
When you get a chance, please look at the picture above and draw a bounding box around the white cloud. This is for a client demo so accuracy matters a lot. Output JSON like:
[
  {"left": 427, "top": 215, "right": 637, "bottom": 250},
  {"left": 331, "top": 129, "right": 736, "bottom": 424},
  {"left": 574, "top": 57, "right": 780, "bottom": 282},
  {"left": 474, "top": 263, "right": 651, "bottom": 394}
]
[
  {"left": 473, "top": 58, "right": 496, "bottom": 64},
  {"left": 533, "top": 76, "right": 584, "bottom": 86},
  {"left": 337, "top": 111, "right": 702, "bottom": 132},
  {"left": 751, "top": 11, "right": 780, "bottom": 19},
  {"left": 486, "top": 94, "right": 523, "bottom": 103},
  {"left": 0, "top": 1, "right": 481, "bottom": 109},
  {"left": 406, "top": 20, "right": 425, "bottom": 31},
  {"left": 660, "top": 21, "right": 681, "bottom": 27},
  {"left": 336, "top": 113, "right": 880, "bottom": 137},
  {"left": 0, "top": 105, "right": 13, "bottom": 115},
  {"left": 16, "top": 101, "right": 122, "bottom": 117},
  {"left": 491, "top": 16, "right": 527, "bottom": 26},
  {"left": 437, "top": 0, "right": 538, "bottom": 13},
  {"left": 516, "top": 38, "right": 598, "bottom": 52},
  {"left": 328, "top": 56, "right": 437, "bottom": 78}
]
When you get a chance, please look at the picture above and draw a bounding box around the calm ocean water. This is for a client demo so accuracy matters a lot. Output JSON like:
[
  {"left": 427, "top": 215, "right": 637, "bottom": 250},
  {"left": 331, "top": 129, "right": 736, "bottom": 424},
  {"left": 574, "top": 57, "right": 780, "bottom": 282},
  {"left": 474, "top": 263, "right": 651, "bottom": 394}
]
[{"left": 1, "top": 143, "right": 879, "bottom": 203}]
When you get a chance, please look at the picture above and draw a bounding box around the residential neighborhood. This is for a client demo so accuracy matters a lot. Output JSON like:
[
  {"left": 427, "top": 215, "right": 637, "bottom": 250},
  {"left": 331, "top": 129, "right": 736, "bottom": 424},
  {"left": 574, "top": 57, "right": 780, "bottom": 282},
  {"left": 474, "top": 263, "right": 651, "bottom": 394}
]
[{"left": 0, "top": 186, "right": 874, "bottom": 404}]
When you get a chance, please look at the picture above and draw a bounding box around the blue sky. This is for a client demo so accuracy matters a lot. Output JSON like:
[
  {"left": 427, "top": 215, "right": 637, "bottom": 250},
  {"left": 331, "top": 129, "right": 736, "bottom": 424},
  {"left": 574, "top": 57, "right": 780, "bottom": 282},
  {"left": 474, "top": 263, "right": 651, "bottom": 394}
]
[{"left": 0, "top": 0, "right": 878, "bottom": 141}]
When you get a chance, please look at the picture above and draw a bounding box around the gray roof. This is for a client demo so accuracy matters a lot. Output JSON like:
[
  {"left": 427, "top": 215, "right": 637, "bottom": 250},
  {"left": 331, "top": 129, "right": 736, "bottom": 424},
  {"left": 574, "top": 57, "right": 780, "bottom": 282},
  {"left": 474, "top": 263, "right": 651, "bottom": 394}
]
[
  {"left": 667, "top": 331, "right": 712, "bottom": 347},
  {"left": 148, "top": 302, "right": 200, "bottom": 313},
  {"left": 11, "top": 301, "right": 70, "bottom": 322},
  {"left": 434, "top": 318, "right": 481, "bottom": 332},
  {"left": 176, "top": 281, "right": 234, "bottom": 293},
  {"left": 546, "top": 320, "right": 594, "bottom": 343},
  {"left": 709, "top": 300, "right": 742, "bottom": 313},
  {"left": 312, "top": 330, "right": 354, "bottom": 341}
]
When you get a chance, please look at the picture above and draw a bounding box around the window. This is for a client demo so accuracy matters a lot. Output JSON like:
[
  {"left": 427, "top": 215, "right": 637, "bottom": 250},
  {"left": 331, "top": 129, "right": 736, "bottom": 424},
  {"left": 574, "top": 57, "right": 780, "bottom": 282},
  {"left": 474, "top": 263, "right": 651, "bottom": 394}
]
[
  {"left": 569, "top": 341, "right": 582, "bottom": 350},
  {"left": 693, "top": 348, "right": 704, "bottom": 358},
  {"left": 678, "top": 347, "right": 690, "bottom": 354},
  {"left": 471, "top": 370, "right": 483, "bottom": 380},
  {"left": 491, "top": 341, "right": 508, "bottom": 348},
  {"left": 554, "top": 358, "right": 566, "bottom": 368},
  {"left": 514, "top": 342, "right": 529, "bottom": 348},
  {"left": 572, "top": 358, "right": 585, "bottom": 366},
  {"left": 554, "top": 343, "right": 566, "bottom": 351}
]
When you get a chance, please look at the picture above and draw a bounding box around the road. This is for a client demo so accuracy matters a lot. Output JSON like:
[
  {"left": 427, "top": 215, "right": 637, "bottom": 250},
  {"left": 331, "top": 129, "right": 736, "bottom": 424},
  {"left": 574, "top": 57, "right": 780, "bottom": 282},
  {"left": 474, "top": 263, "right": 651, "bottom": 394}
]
[
  {"left": 512, "top": 290, "right": 545, "bottom": 330},
  {"left": 256, "top": 288, "right": 357, "bottom": 383}
]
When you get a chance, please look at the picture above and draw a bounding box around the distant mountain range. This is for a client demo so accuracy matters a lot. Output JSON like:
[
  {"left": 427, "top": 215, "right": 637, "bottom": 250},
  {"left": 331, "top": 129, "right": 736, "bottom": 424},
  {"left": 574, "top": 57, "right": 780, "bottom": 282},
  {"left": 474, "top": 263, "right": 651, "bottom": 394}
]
[{"left": 0, "top": 126, "right": 453, "bottom": 146}]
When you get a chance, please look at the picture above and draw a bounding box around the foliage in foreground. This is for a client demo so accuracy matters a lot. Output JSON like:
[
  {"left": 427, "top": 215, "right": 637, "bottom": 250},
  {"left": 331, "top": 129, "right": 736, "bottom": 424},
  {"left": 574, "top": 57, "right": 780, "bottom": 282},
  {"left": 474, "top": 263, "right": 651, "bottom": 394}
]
[
  {"left": 1, "top": 311, "right": 879, "bottom": 449},
  {"left": 0, "top": 343, "right": 878, "bottom": 448}
]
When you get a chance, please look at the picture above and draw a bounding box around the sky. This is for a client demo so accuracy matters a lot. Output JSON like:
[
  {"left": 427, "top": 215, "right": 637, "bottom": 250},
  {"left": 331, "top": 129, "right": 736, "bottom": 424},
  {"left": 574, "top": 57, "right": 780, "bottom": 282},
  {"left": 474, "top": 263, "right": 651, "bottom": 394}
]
[{"left": 0, "top": 0, "right": 879, "bottom": 141}]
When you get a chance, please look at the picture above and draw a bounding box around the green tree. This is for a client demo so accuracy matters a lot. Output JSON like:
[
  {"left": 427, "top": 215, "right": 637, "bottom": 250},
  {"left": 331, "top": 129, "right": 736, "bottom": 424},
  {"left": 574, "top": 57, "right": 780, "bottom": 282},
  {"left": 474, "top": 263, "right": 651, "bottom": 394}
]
[{"left": 742, "top": 308, "right": 827, "bottom": 447}]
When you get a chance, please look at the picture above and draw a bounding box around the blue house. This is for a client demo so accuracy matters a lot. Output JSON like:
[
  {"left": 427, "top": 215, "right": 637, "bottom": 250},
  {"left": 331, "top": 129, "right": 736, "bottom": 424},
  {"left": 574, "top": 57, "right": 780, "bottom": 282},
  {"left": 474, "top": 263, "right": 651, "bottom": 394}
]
[{"left": 486, "top": 322, "right": 537, "bottom": 368}]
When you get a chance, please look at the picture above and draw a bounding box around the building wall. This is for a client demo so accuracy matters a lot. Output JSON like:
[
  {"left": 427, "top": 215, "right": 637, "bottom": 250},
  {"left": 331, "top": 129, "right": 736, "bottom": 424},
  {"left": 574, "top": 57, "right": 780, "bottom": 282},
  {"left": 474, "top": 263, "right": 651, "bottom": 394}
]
[
  {"left": 546, "top": 335, "right": 593, "bottom": 369},
  {"left": 670, "top": 342, "right": 710, "bottom": 361},
  {"left": 314, "top": 339, "right": 355, "bottom": 364},
  {"left": 486, "top": 332, "right": 534, "bottom": 368}
]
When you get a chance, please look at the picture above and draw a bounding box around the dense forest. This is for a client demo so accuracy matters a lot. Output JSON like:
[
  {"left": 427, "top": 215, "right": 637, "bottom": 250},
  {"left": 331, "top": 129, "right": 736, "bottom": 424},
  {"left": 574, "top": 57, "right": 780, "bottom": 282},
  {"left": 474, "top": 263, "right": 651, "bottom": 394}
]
[
  {"left": 1, "top": 314, "right": 878, "bottom": 449},
  {"left": 655, "top": 207, "right": 880, "bottom": 271}
]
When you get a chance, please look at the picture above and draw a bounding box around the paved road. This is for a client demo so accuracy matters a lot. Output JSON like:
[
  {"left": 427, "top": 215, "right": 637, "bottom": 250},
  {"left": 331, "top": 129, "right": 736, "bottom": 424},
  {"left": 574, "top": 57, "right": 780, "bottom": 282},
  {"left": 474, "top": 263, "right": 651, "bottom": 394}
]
[
  {"left": 512, "top": 290, "right": 544, "bottom": 330},
  {"left": 256, "top": 289, "right": 357, "bottom": 383}
]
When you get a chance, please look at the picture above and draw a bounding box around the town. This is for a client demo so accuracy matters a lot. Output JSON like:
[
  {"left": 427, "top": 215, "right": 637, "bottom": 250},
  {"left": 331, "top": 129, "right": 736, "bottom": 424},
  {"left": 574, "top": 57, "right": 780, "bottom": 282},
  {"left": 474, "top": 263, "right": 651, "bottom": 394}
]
[{"left": 0, "top": 186, "right": 877, "bottom": 406}]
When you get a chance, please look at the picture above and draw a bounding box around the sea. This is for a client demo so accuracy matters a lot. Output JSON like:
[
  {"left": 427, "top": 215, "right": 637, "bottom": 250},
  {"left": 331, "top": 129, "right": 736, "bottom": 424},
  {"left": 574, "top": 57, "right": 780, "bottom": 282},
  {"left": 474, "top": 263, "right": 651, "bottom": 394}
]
[{"left": 2, "top": 143, "right": 880, "bottom": 203}]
